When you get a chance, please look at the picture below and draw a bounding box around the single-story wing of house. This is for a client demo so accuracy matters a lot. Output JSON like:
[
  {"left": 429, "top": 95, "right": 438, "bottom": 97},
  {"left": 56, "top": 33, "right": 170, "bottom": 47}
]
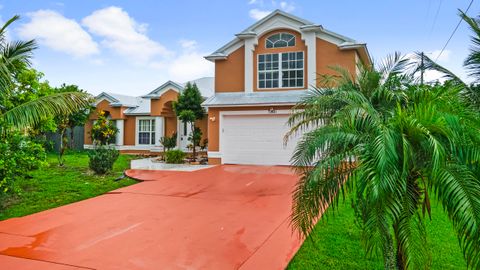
[{"left": 84, "top": 77, "right": 212, "bottom": 154}]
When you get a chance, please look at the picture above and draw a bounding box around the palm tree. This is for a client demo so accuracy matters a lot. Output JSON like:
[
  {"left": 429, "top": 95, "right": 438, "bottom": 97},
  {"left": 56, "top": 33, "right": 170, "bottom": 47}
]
[
  {"left": 0, "top": 15, "right": 90, "bottom": 132},
  {"left": 286, "top": 54, "right": 480, "bottom": 269}
]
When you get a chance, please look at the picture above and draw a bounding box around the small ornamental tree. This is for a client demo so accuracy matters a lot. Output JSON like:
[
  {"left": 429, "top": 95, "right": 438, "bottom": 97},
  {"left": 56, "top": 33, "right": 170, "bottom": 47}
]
[
  {"left": 88, "top": 111, "right": 119, "bottom": 174},
  {"left": 173, "top": 82, "right": 205, "bottom": 161},
  {"left": 188, "top": 127, "right": 202, "bottom": 156},
  {"left": 91, "top": 111, "right": 117, "bottom": 145},
  {"left": 56, "top": 84, "right": 93, "bottom": 148},
  {"left": 55, "top": 84, "right": 93, "bottom": 166}
]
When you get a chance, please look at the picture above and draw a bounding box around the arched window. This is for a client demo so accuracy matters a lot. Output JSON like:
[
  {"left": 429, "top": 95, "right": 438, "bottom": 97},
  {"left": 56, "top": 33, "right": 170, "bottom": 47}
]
[{"left": 265, "top": 32, "right": 295, "bottom": 48}]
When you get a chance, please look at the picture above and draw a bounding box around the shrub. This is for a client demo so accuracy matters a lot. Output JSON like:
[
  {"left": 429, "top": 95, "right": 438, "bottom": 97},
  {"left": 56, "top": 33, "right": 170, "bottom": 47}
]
[
  {"left": 160, "top": 132, "right": 177, "bottom": 151},
  {"left": 88, "top": 146, "right": 119, "bottom": 174},
  {"left": 0, "top": 133, "right": 46, "bottom": 194},
  {"left": 165, "top": 149, "right": 186, "bottom": 164}
]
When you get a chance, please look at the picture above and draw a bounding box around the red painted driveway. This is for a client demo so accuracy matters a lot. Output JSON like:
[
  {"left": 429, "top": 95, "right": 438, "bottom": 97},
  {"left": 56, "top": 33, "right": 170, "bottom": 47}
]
[{"left": 0, "top": 165, "right": 302, "bottom": 270}]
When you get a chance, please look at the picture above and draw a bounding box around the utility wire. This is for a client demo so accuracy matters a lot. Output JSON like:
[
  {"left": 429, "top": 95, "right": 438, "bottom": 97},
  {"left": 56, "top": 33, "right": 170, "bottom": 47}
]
[
  {"left": 435, "top": 0, "right": 475, "bottom": 61},
  {"left": 430, "top": 0, "right": 444, "bottom": 35}
]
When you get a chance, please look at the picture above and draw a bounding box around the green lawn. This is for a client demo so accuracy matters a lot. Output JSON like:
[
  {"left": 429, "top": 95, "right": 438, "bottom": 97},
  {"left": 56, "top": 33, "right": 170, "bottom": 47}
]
[
  {"left": 287, "top": 195, "right": 467, "bottom": 269},
  {"left": 0, "top": 151, "right": 138, "bottom": 220}
]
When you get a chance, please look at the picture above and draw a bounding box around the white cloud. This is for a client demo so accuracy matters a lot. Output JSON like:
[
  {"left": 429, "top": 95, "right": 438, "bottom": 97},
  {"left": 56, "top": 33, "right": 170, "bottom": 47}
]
[
  {"left": 179, "top": 39, "right": 198, "bottom": 51},
  {"left": 166, "top": 40, "right": 213, "bottom": 82},
  {"left": 248, "top": 0, "right": 296, "bottom": 20},
  {"left": 426, "top": 49, "right": 451, "bottom": 63},
  {"left": 249, "top": 8, "right": 271, "bottom": 20},
  {"left": 279, "top": 1, "right": 295, "bottom": 12},
  {"left": 82, "top": 6, "right": 171, "bottom": 64},
  {"left": 18, "top": 10, "right": 99, "bottom": 57}
]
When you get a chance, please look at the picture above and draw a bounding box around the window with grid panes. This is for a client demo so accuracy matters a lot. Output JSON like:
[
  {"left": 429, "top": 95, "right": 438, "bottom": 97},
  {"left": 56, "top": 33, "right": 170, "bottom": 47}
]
[
  {"left": 138, "top": 119, "right": 155, "bottom": 145},
  {"left": 258, "top": 51, "right": 304, "bottom": 89}
]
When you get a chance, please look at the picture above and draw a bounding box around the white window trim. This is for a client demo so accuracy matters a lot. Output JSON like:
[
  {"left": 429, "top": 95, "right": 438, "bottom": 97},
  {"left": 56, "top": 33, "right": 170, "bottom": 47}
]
[
  {"left": 265, "top": 32, "right": 296, "bottom": 49},
  {"left": 135, "top": 116, "right": 156, "bottom": 146},
  {"left": 257, "top": 51, "right": 305, "bottom": 90}
]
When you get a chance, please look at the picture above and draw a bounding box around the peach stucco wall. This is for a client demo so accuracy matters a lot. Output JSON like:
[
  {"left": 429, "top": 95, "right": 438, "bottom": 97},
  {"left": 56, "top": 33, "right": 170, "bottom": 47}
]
[
  {"left": 195, "top": 117, "right": 208, "bottom": 143},
  {"left": 151, "top": 89, "right": 179, "bottom": 116},
  {"left": 91, "top": 100, "right": 125, "bottom": 120},
  {"left": 253, "top": 29, "right": 308, "bottom": 92},
  {"left": 165, "top": 117, "right": 177, "bottom": 138},
  {"left": 215, "top": 46, "right": 245, "bottom": 92},
  {"left": 316, "top": 38, "right": 356, "bottom": 86},
  {"left": 124, "top": 117, "right": 136, "bottom": 146}
]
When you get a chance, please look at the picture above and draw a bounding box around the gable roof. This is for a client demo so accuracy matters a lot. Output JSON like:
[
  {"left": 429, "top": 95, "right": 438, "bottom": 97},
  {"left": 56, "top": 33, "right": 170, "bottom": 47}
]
[
  {"left": 142, "top": 77, "right": 214, "bottom": 99},
  {"left": 142, "top": 80, "right": 184, "bottom": 98},
  {"left": 122, "top": 98, "right": 151, "bottom": 115},
  {"left": 239, "top": 9, "right": 315, "bottom": 34},
  {"left": 205, "top": 9, "right": 371, "bottom": 65},
  {"left": 95, "top": 92, "right": 142, "bottom": 108}
]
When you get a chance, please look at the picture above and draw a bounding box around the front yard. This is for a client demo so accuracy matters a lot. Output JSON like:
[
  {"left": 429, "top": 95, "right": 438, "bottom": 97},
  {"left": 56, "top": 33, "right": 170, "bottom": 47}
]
[
  {"left": 0, "top": 152, "right": 469, "bottom": 269},
  {"left": 0, "top": 151, "right": 137, "bottom": 220},
  {"left": 287, "top": 195, "right": 467, "bottom": 269}
]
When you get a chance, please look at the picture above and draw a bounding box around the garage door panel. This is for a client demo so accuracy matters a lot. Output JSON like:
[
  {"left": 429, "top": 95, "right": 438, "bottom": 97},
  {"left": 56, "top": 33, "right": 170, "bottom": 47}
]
[{"left": 221, "top": 114, "right": 300, "bottom": 165}]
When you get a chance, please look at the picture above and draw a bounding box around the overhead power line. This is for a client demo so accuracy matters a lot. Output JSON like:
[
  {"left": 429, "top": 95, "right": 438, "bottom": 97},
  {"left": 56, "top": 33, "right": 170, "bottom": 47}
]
[
  {"left": 435, "top": 0, "right": 475, "bottom": 61},
  {"left": 430, "top": 0, "right": 444, "bottom": 35}
]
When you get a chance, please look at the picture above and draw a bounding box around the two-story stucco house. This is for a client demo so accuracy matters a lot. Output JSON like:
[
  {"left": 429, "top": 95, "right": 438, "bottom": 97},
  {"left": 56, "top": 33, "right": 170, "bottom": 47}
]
[
  {"left": 84, "top": 9, "right": 371, "bottom": 165},
  {"left": 202, "top": 9, "right": 371, "bottom": 165}
]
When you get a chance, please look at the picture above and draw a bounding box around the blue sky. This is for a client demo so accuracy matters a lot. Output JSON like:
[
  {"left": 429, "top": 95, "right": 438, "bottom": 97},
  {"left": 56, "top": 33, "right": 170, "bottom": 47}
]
[{"left": 1, "top": 0, "right": 478, "bottom": 95}]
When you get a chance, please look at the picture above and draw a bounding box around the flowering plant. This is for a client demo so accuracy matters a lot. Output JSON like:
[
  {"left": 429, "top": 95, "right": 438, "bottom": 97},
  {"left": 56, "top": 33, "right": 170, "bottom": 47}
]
[{"left": 91, "top": 110, "right": 118, "bottom": 145}]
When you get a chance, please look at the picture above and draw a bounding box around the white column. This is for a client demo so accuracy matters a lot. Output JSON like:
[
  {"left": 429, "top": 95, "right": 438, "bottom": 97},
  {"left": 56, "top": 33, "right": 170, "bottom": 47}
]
[
  {"left": 154, "top": 116, "right": 164, "bottom": 147},
  {"left": 244, "top": 37, "right": 257, "bottom": 93},
  {"left": 302, "top": 31, "right": 317, "bottom": 88},
  {"left": 115, "top": 119, "right": 124, "bottom": 146}
]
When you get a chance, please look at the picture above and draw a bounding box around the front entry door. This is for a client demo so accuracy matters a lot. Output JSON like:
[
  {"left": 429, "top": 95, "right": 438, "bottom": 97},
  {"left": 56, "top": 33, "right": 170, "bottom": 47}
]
[{"left": 178, "top": 120, "right": 192, "bottom": 151}]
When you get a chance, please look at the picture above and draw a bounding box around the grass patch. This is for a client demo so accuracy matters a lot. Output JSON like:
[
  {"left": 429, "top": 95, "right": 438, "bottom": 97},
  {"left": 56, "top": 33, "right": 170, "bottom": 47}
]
[
  {"left": 287, "top": 195, "right": 466, "bottom": 269},
  {"left": 0, "top": 151, "right": 138, "bottom": 220}
]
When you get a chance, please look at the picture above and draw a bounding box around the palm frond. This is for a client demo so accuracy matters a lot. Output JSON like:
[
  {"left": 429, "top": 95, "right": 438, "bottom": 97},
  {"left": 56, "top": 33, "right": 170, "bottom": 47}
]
[
  {"left": 378, "top": 52, "right": 410, "bottom": 84},
  {"left": 412, "top": 52, "right": 467, "bottom": 86},
  {"left": 460, "top": 9, "right": 480, "bottom": 82},
  {"left": 0, "top": 16, "right": 37, "bottom": 103},
  {"left": 0, "top": 15, "right": 20, "bottom": 48},
  {"left": 1, "top": 92, "right": 92, "bottom": 130},
  {"left": 433, "top": 164, "right": 480, "bottom": 269}
]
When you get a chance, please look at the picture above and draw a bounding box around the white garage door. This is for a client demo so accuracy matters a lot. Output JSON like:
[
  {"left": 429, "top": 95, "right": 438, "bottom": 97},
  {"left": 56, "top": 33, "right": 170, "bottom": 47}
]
[{"left": 221, "top": 113, "right": 301, "bottom": 165}]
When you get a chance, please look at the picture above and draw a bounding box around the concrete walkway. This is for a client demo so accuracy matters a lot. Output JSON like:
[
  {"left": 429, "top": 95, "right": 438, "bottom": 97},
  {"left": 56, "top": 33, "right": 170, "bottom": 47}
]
[
  {"left": 130, "top": 158, "right": 215, "bottom": 171},
  {"left": 0, "top": 165, "right": 302, "bottom": 270}
]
